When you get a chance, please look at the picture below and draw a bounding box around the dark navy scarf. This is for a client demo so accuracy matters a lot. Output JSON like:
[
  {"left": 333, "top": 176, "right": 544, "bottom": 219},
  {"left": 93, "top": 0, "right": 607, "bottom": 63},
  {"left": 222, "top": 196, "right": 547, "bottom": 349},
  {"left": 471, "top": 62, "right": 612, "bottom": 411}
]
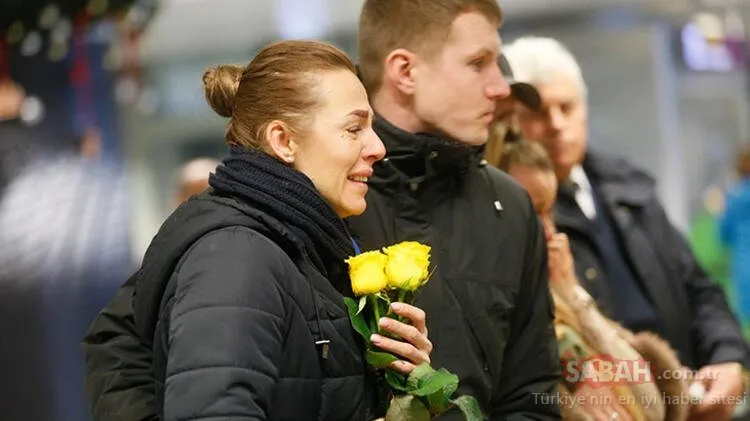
[{"left": 208, "top": 145, "right": 355, "bottom": 277}]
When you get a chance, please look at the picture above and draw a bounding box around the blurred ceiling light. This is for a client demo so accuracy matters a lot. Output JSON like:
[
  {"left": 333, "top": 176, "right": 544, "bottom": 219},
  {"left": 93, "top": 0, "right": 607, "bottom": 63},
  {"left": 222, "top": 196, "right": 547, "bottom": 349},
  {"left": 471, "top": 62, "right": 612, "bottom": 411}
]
[
  {"left": 50, "top": 18, "right": 72, "bottom": 45},
  {"left": 102, "top": 46, "right": 124, "bottom": 71},
  {"left": 38, "top": 4, "right": 60, "bottom": 30},
  {"left": 693, "top": 12, "right": 724, "bottom": 44},
  {"left": 19, "top": 96, "right": 44, "bottom": 126},
  {"left": 87, "top": 0, "right": 110, "bottom": 16},
  {"left": 7, "top": 21, "right": 25, "bottom": 45},
  {"left": 47, "top": 41, "right": 68, "bottom": 62},
  {"left": 20, "top": 30, "right": 43, "bottom": 57}
]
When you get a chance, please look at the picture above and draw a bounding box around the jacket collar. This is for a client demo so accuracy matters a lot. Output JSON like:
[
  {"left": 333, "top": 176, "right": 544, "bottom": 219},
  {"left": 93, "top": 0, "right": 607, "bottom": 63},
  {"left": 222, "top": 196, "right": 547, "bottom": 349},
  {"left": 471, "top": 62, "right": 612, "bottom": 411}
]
[
  {"left": 581, "top": 149, "right": 654, "bottom": 208},
  {"left": 370, "top": 115, "right": 484, "bottom": 190}
]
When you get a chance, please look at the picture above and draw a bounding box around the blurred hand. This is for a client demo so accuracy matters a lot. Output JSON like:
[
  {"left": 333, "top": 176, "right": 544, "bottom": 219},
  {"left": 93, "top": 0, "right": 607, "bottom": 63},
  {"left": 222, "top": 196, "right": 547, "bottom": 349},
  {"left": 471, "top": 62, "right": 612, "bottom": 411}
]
[
  {"left": 547, "top": 233, "right": 577, "bottom": 292},
  {"left": 688, "top": 362, "right": 744, "bottom": 421},
  {"left": 575, "top": 383, "right": 633, "bottom": 421},
  {"left": 371, "top": 302, "right": 432, "bottom": 374}
]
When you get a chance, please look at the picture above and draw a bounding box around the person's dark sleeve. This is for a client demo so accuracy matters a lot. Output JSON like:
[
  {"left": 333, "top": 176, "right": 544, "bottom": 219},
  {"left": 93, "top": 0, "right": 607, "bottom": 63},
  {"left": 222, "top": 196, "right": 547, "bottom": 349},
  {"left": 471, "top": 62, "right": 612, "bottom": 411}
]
[
  {"left": 164, "top": 226, "right": 287, "bottom": 421},
  {"left": 649, "top": 199, "right": 750, "bottom": 367},
  {"left": 491, "top": 205, "right": 562, "bottom": 420},
  {"left": 648, "top": 198, "right": 750, "bottom": 368},
  {"left": 82, "top": 275, "right": 159, "bottom": 421}
]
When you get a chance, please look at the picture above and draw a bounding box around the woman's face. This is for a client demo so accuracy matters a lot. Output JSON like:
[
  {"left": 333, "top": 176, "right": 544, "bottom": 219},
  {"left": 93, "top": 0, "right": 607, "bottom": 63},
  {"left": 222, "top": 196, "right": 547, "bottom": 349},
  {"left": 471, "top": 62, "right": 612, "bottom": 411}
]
[
  {"left": 508, "top": 164, "right": 558, "bottom": 238},
  {"left": 292, "top": 69, "right": 386, "bottom": 218}
]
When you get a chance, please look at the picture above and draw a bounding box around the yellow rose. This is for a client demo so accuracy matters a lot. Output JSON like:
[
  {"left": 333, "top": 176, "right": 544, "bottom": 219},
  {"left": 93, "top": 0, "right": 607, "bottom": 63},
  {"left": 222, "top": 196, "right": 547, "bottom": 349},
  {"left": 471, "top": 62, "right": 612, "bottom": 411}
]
[
  {"left": 346, "top": 251, "right": 389, "bottom": 296},
  {"left": 383, "top": 241, "right": 431, "bottom": 290}
]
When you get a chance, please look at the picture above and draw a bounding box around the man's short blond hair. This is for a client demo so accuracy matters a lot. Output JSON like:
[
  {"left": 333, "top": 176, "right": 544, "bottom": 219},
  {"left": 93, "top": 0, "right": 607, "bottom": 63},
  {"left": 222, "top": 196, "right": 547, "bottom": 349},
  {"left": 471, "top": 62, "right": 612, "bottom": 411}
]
[{"left": 357, "top": 0, "right": 503, "bottom": 95}]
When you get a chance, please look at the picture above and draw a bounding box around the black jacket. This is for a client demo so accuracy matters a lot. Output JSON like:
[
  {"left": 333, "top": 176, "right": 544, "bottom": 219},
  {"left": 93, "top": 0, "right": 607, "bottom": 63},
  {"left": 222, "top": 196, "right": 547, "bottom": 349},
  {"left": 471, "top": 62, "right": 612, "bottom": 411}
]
[
  {"left": 558, "top": 150, "right": 750, "bottom": 370},
  {"left": 347, "top": 118, "right": 561, "bottom": 420},
  {"left": 87, "top": 192, "right": 379, "bottom": 421},
  {"left": 83, "top": 117, "right": 561, "bottom": 421}
]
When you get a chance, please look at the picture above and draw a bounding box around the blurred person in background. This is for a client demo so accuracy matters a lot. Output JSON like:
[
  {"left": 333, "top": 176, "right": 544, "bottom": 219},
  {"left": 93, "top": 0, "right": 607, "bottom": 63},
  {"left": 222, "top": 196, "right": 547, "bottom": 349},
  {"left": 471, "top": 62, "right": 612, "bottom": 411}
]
[
  {"left": 497, "top": 140, "right": 691, "bottom": 421},
  {"left": 721, "top": 146, "right": 750, "bottom": 340},
  {"left": 690, "top": 186, "right": 734, "bottom": 319},
  {"left": 483, "top": 54, "right": 541, "bottom": 166},
  {"left": 0, "top": 76, "right": 133, "bottom": 421},
  {"left": 504, "top": 36, "right": 750, "bottom": 421},
  {"left": 83, "top": 1, "right": 562, "bottom": 420},
  {"left": 0, "top": 78, "right": 47, "bottom": 196},
  {"left": 173, "top": 157, "right": 218, "bottom": 207}
]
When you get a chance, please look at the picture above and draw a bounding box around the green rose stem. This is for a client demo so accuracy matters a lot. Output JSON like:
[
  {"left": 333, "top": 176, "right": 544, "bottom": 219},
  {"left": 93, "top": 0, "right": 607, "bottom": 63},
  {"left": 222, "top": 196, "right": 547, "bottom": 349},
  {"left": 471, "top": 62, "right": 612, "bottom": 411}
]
[
  {"left": 397, "top": 289, "right": 407, "bottom": 304},
  {"left": 369, "top": 294, "right": 381, "bottom": 334},
  {"left": 393, "top": 289, "right": 408, "bottom": 324}
]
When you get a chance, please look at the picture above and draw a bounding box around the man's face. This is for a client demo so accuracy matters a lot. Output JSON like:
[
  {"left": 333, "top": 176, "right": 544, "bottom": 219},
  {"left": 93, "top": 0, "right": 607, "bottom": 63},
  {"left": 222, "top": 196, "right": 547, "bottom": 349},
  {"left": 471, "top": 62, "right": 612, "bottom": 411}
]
[
  {"left": 411, "top": 11, "right": 510, "bottom": 146},
  {"left": 514, "top": 72, "right": 587, "bottom": 181}
]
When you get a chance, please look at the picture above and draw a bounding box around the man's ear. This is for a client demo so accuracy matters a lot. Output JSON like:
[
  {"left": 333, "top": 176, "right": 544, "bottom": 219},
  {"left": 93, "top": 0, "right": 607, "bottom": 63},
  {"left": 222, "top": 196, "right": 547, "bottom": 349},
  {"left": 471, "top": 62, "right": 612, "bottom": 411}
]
[
  {"left": 264, "top": 120, "right": 298, "bottom": 164},
  {"left": 383, "top": 48, "right": 418, "bottom": 95}
]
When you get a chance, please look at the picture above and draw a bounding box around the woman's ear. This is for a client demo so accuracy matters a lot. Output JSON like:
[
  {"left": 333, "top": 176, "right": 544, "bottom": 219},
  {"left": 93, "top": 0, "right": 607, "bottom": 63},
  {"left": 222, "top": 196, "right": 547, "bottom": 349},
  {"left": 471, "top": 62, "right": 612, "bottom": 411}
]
[{"left": 264, "top": 120, "right": 297, "bottom": 164}]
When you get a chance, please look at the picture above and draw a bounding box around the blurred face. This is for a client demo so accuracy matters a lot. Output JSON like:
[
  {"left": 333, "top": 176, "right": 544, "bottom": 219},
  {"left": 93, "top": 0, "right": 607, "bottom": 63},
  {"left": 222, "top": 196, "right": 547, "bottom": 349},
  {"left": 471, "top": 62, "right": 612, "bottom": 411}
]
[
  {"left": 175, "top": 179, "right": 210, "bottom": 207},
  {"left": 0, "top": 80, "right": 24, "bottom": 121},
  {"left": 293, "top": 70, "right": 386, "bottom": 218},
  {"left": 412, "top": 12, "right": 510, "bottom": 146},
  {"left": 507, "top": 164, "right": 558, "bottom": 239},
  {"left": 514, "top": 73, "right": 587, "bottom": 181}
]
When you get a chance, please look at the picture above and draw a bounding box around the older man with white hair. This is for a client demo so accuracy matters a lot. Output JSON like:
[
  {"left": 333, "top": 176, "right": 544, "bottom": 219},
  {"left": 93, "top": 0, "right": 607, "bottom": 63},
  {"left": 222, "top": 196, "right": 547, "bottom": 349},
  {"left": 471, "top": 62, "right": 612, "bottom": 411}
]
[{"left": 504, "top": 36, "right": 749, "bottom": 421}]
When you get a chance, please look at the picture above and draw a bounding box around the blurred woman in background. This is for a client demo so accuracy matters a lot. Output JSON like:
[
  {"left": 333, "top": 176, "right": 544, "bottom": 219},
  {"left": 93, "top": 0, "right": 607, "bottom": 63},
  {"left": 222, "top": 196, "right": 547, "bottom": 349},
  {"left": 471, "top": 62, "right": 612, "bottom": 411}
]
[{"left": 495, "top": 139, "right": 691, "bottom": 421}]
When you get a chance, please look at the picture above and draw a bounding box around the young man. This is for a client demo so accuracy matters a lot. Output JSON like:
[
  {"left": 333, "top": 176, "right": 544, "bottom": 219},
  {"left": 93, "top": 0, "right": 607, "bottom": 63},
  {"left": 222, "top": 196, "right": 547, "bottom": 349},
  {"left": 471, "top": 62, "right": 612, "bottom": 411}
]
[
  {"left": 504, "top": 36, "right": 750, "bottom": 421},
  {"left": 83, "top": 2, "right": 561, "bottom": 420}
]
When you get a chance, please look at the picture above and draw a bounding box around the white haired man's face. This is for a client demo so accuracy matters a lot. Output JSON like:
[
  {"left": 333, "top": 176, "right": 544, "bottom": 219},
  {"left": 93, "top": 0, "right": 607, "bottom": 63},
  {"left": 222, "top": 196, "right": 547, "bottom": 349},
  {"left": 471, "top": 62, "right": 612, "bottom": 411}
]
[{"left": 514, "top": 72, "right": 587, "bottom": 182}]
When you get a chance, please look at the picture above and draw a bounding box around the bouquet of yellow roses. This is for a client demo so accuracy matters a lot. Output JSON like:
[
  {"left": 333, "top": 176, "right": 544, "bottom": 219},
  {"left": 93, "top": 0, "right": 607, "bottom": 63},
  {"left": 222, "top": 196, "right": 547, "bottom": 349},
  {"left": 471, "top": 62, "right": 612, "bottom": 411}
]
[{"left": 344, "top": 241, "right": 482, "bottom": 421}]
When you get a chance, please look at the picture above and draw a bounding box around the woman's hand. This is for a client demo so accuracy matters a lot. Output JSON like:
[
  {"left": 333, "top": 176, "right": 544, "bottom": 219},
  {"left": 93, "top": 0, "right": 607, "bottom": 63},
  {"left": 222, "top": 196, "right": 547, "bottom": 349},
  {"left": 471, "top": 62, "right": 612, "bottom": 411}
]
[
  {"left": 371, "top": 302, "right": 432, "bottom": 375},
  {"left": 574, "top": 383, "right": 633, "bottom": 421},
  {"left": 548, "top": 233, "right": 578, "bottom": 293}
]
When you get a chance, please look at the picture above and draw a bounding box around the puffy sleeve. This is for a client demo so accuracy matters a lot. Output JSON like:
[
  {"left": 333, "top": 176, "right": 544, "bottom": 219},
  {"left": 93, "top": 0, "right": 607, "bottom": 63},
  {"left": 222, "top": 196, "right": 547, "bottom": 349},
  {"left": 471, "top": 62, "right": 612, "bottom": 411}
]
[{"left": 164, "top": 226, "right": 289, "bottom": 421}]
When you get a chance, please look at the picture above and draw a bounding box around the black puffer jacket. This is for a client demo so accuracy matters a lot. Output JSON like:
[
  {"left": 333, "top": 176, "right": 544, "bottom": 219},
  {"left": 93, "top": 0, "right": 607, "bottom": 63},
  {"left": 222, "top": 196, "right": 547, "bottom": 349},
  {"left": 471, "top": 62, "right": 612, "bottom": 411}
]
[{"left": 130, "top": 192, "right": 380, "bottom": 421}]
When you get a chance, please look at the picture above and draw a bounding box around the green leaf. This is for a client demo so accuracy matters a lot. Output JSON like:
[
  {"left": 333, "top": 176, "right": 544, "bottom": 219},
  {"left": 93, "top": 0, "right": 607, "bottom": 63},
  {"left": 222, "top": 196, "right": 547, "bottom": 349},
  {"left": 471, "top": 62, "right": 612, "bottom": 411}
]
[
  {"left": 437, "top": 368, "right": 459, "bottom": 398},
  {"left": 406, "top": 363, "right": 436, "bottom": 390},
  {"left": 405, "top": 365, "right": 460, "bottom": 415},
  {"left": 385, "top": 369, "right": 409, "bottom": 392},
  {"left": 357, "top": 296, "right": 367, "bottom": 315},
  {"left": 426, "top": 391, "right": 451, "bottom": 415},
  {"left": 410, "top": 370, "right": 458, "bottom": 396},
  {"left": 344, "top": 297, "right": 371, "bottom": 343},
  {"left": 385, "top": 395, "right": 431, "bottom": 421},
  {"left": 366, "top": 349, "right": 398, "bottom": 369},
  {"left": 450, "top": 395, "right": 484, "bottom": 421}
]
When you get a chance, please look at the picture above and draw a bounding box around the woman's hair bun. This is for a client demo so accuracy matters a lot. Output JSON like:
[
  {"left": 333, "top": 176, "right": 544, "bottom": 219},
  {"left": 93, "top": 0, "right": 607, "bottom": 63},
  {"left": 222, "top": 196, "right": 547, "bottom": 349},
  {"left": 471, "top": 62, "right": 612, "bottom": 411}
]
[{"left": 202, "top": 64, "right": 243, "bottom": 118}]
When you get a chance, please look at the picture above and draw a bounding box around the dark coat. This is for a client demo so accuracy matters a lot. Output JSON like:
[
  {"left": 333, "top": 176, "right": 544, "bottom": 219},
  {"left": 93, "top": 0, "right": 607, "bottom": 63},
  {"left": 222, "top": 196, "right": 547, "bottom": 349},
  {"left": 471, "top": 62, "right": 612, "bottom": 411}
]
[
  {"left": 87, "top": 192, "right": 379, "bottom": 421},
  {"left": 346, "top": 118, "right": 561, "bottom": 420},
  {"left": 557, "top": 150, "right": 750, "bottom": 370}
]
